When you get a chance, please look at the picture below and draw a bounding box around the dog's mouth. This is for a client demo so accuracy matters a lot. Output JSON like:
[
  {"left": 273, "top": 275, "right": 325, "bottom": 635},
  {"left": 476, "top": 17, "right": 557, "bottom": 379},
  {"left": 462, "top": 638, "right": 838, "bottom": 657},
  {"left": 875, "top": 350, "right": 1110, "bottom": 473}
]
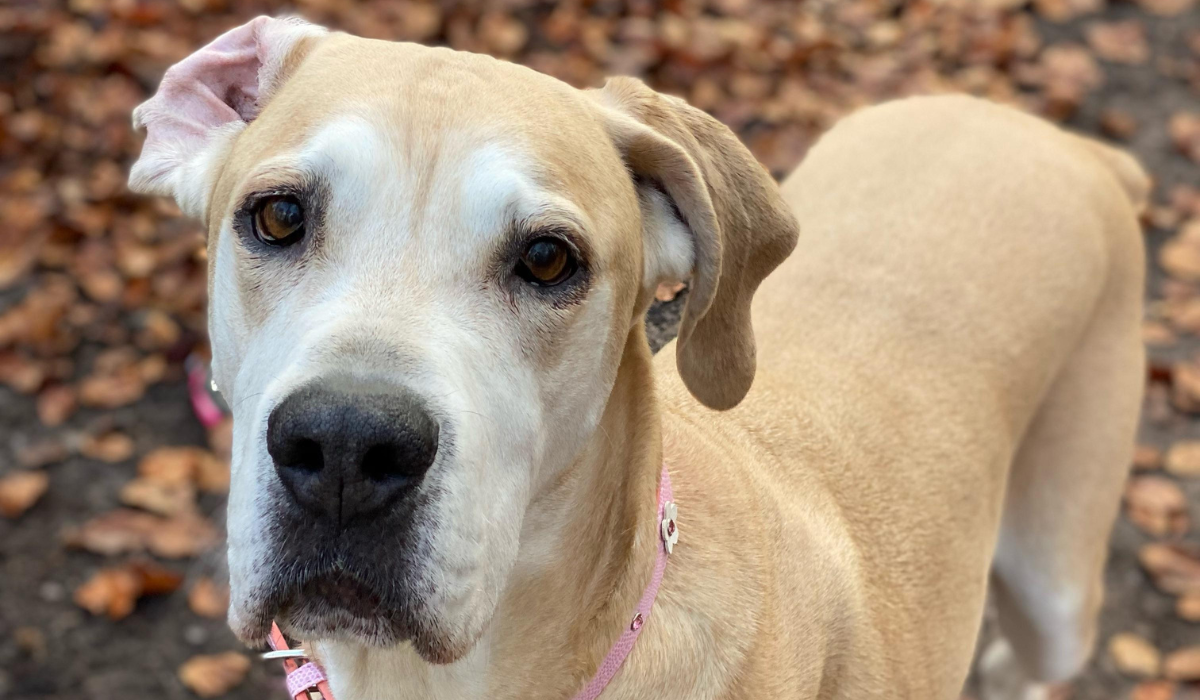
[{"left": 273, "top": 571, "right": 414, "bottom": 646}]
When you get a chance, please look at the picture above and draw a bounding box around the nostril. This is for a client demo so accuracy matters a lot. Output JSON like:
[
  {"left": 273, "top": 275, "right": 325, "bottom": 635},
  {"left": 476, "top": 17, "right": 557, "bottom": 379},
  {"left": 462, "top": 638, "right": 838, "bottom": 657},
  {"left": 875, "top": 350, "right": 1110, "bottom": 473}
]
[
  {"left": 361, "top": 443, "right": 402, "bottom": 482},
  {"left": 283, "top": 437, "right": 325, "bottom": 473}
]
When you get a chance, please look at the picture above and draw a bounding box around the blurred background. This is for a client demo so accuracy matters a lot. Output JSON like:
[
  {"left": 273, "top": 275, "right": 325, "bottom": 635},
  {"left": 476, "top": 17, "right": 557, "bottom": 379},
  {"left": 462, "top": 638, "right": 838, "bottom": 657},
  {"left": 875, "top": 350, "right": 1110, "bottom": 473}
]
[{"left": 1, "top": 0, "right": 1199, "bottom": 698}]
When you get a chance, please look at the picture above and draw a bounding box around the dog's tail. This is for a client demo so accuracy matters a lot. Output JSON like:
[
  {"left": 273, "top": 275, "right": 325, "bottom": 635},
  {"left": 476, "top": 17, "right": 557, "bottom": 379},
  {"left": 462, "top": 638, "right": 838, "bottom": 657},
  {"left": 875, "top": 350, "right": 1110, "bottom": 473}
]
[{"left": 1072, "top": 136, "right": 1151, "bottom": 215}]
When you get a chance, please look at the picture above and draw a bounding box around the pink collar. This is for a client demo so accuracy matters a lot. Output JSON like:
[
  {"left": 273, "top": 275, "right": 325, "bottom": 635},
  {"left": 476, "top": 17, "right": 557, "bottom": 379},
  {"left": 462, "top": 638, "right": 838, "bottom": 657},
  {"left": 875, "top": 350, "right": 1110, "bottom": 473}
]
[{"left": 266, "top": 464, "right": 678, "bottom": 700}]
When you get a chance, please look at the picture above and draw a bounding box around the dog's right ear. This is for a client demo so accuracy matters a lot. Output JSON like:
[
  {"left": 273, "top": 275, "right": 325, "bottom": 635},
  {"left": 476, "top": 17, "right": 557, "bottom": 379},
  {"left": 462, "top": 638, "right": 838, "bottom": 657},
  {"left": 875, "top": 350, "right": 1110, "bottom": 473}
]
[{"left": 128, "top": 16, "right": 326, "bottom": 221}]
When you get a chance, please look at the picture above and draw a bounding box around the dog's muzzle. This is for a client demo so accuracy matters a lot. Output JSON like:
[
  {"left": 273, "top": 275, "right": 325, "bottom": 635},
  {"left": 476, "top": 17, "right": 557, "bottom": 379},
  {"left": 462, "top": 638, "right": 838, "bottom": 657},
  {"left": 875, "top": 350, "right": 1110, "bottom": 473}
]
[{"left": 267, "top": 378, "right": 439, "bottom": 528}]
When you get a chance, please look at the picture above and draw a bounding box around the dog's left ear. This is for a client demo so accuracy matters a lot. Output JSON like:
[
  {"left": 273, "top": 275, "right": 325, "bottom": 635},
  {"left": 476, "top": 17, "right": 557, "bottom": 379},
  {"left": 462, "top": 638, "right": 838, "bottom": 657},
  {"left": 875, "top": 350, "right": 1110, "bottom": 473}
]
[
  {"left": 589, "top": 77, "right": 799, "bottom": 410},
  {"left": 128, "top": 16, "right": 327, "bottom": 220}
]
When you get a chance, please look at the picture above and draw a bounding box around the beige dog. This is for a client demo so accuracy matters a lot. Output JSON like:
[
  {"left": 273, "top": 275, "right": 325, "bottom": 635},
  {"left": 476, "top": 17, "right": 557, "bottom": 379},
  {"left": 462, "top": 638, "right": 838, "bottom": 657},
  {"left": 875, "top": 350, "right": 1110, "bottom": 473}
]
[{"left": 129, "top": 17, "right": 1147, "bottom": 700}]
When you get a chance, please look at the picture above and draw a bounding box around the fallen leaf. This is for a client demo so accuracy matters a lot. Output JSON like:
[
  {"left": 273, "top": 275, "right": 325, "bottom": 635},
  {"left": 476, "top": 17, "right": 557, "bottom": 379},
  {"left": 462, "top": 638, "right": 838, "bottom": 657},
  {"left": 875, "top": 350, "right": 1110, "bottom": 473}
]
[
  {"left": 1170, "top": 113, "right": 1200, "bottom": 164},
  {"left": 1139, "top": 542, "right": 1200, "bottom": 595},
  {"left": 1161, "top": 221, "right": 1200, "bottom": 283},
  {"left": 0, "top": 470, "right": 50, "bottom": 518},
  {"left": 139, "top": 446, "right": 229, "bottom": 493},
  {"left": 1032, "top": 0, "right": 1105, "bottom": 22},
  {"left": 1163, "top": 646, "right": 1200, "bottom": 681},
  {"left": 73, "top": 560, "right": 183, "bottom": 620},
  {"left": 1124, "top": 476, "right": 1190, "bottom": 537},
  {"left": 1100, "top": 110, "right": 1138, "bottom": 140},
  {"left": 208, "top": 417, "right": 233, "bottom": 462},
  {"left": 36, "top": 384, "right": 77, "bottom": 426},
  {"left": 80, "top": 430, "right": 135, "bottom": 463},
  {"left": 65, "top": 508, "right": 218, "bottom": 558},
  {"left": 1142, "top": 321, "right": 1176, "bottom": 346},
  {"left": 1165, "top": 441, "right": 1200, "bottom": 477},
  {"left": 188, "top": 577, "right": 229, "bottom": 619},
  {"left": 1177, "top": 593, "right": 1200, "bottom": 622},
  {"left": 1131, "top": 681, "right": 1178, "bottom": 700},
  {"left": 178, "top": 653, "right": 251, "bottom": 698},
  {"left": 1135, "top": 0, "right": 1197, "bottom": 15},
  {"left": 78, "top": 369, "right": 147, "bottom": 409},
  {"left": 1085, "top": 21, "right": 1149, "bottom": 64},
  {"left": 74, "top": 567, "right": 140, "bottom": 619},
  {"left": 1171, "top": 360, "right": 1200, "bottom": 412},
  {"left": 147, "top": 513, "right": 219, "bottom": 558},
  {"left": 1038, "top": 44, "right": 1104, "bottom": 118},
  {"left": 119, "top": 478, "right": 196, "bottom": 516},
  {"left": 1133, "top": 445, "right": 1164, "bottom": 471},
  {"left": 655, "top": 281, "right": 687, "bottom": 302},
  {"left": 1108, "top": 632, "right": 1162, "bottom": 678}
]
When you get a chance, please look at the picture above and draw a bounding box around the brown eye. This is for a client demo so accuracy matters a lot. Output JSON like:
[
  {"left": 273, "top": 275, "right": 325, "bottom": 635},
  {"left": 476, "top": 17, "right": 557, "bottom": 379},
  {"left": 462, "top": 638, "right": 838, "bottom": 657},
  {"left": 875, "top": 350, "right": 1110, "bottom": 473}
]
[
  {"left": 253, "top": 196, "right": 305, "bottom": 245},
  {"left": 516, "top": 237, "right": 576, "bottom": 286}
]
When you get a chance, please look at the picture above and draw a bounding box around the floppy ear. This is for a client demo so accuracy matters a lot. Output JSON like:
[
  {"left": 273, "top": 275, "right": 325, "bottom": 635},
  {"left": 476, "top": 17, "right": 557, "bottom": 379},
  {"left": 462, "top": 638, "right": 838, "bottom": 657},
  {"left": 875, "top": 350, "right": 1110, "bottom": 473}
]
[
  {"left": 590, "top": 77, "right": 799, "bottom": 410},
  {"left": 128, "top": 16, "right": 326, "bottom": 220}
]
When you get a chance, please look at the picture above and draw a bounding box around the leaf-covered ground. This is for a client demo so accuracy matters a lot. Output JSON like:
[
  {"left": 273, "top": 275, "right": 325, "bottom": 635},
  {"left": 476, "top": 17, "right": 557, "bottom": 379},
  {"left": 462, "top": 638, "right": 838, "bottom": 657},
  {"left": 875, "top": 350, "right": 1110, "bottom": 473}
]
[{"left": 0, "top": 1, "right": 1198, "bottom": 698}]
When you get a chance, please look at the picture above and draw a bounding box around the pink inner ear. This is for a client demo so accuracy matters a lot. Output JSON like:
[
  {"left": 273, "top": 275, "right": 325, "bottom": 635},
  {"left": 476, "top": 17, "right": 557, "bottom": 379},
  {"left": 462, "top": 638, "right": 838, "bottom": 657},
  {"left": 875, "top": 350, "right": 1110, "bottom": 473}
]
[
  {"left": 138, "top": 18, "right": 268, "bottom": 151},
  {"left": 131, "top": 17, "right": 323, "bottom": 195}
]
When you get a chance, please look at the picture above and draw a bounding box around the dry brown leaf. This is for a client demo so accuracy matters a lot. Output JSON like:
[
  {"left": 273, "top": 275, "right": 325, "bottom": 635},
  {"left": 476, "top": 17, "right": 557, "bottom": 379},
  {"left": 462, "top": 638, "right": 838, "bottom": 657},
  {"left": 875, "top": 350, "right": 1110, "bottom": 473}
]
[
  {"left": 1133, "top": 445, "right": 1164, "bottom": 471},
  {"left": 1085, "top": 21, "right": 1149, "bottom": 64},
  {"left": 1160, "top": 221, "right": 1200, "bottom": 283},
  {"left": 1163, "top": 646, "right": 1200, "bottom": 681},
  {"left": 64, "top": 508, "right": 218, "bottom": 558},
  {"left": 80, "top": 430, "right": 135, "bottom": 463},
  {"left": 654, "top": 281, "right": 687, "bottom": 303},
  {"left": 73, "top": 566, "right": 140, "bottom": 620},
  {"left": 188, "top": 577, "right": 230, "bottom": 619},
  {"left": 0, "top": 470, "right": 50, "bottom": 518},
  {"left": 1170, "top": 360, "right": 1200, "bottom": 412},
  {"left": 208, "top": 417, "right": 233, "bottom": 462},
  {"left": 1177, "top": 593, "right": 1200, "bottom": 621},
  {"left": 1170, "top": 113, "right": 1200, "bottom": 163},
  {"left": 1032, "top": 0, "right": 1105, "bottom": 21},
  {"left": 74, "top": 560, "right": 183, "bottom": 620},
  {"left": 36, "top": 384, "right": 77, "bottom": 427},
  {"left": 1131, "top": 681, "right": 1178, "bottom": 700},
  {"left": 139, "top": 446, "right": 229, "bottom": 493},
  {"left": 147, "top": 513, "right": 219, "bottom": 558},
  {"left": 1165, "top": 441, "right": 1200, "bottom": 477},
  {"left": 1100, "top": 109, "right": 1138, "bottom": 140},
  {"left": 1039, "top": 44, "right": 1104, "bottom": 117},
  {"left": 1139, "top": 542, "right": 1200, "bottom": 595},
  {"left": 78, "top": 368, "right": 147, "bottom": 409},
  {"left": 1108, "top": 633, "right": 1162, "bottom": 677},
  {"left": 1135, "top": 0, "right": 1197, "bottom": 15},
  {"left": 1142, "top": 321, "right": 1176, "bottom": 346},
  {"left": 178, "top": 653, "right": 251, "bottom": 698},
  {"left": 1125, "top": 476, "right": 1189, "bottom": 537},
  {"left": 119, "top": 478, "right": 196, "bottom": 516}
]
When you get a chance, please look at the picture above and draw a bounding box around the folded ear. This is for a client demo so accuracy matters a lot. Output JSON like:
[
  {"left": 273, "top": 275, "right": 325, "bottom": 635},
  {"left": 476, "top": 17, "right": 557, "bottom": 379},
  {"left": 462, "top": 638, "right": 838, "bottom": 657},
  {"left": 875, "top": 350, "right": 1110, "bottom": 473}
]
[
  {"left": 129, "top": 16, "right": 327, "bottom": 220},
  {"left": 590, "top": 77, "right": 799, "bottom": 410}
]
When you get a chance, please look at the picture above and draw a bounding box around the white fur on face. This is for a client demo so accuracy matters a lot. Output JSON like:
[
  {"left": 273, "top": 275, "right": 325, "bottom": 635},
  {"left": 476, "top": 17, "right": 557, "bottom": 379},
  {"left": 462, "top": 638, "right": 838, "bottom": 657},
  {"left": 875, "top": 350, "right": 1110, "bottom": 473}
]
[{"left": 213, "top": 115, "right": 623, "bottom": 657}]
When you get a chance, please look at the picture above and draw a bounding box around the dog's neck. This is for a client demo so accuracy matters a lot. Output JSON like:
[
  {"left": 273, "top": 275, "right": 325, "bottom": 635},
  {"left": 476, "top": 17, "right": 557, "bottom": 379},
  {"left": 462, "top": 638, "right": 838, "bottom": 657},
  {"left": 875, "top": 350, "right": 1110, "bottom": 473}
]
[{"left": 316, "top": 327, "right": 665, "bottom": 700}]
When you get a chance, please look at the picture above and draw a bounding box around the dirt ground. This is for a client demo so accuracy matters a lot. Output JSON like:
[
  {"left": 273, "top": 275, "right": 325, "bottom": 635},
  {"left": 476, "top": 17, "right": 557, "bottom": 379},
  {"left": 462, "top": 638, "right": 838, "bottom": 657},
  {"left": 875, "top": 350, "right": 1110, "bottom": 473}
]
[{"left": 1, "top": 1, "right": 1199, "bottom": 699}]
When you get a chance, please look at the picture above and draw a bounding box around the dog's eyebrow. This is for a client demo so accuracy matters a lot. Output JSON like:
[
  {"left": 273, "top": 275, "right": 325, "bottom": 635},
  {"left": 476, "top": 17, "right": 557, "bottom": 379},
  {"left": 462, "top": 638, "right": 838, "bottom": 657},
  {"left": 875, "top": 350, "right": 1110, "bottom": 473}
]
[{"left": 507, "top": 191, "right": 590, "bottom": 237}]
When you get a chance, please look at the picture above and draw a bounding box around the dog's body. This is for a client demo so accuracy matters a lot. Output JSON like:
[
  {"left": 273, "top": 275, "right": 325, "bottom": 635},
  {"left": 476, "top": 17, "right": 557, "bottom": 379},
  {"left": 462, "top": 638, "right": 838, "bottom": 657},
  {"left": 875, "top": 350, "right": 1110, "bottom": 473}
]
[{"left": 130, "top": 19, "right": 1146, "bottom": 700}]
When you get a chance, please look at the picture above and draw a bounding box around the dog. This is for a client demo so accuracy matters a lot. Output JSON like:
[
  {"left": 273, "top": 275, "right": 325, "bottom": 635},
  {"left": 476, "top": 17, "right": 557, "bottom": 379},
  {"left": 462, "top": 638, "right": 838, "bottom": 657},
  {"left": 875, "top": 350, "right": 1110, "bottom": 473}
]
[{"left": 128, "top": 16, "right": 1148, "bottom": 700}]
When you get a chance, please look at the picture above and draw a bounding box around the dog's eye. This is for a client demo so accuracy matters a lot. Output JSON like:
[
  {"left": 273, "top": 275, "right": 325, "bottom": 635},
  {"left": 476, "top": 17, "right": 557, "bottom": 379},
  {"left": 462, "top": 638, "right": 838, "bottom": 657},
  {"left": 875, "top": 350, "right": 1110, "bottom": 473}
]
[
  {"left": 516, "top": 237, "right": 576, "bottom": 286},
  {"left": 252, "top": 196, "right": 305, "bottom": 246}
]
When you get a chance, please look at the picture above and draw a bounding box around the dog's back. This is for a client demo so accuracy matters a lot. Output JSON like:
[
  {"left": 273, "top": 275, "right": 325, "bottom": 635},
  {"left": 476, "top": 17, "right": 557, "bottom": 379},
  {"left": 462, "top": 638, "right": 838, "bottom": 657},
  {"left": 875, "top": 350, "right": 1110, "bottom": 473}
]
[{"left": 654, "top": 95, "right": 1146, "bottom": 697}]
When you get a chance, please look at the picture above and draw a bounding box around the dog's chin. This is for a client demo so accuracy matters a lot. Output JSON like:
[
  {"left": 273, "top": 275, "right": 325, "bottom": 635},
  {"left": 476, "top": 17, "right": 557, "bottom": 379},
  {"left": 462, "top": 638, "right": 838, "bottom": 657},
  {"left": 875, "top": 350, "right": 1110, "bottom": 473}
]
[{"left": 232, "top": 573, "right": 472, "bottom": 665}]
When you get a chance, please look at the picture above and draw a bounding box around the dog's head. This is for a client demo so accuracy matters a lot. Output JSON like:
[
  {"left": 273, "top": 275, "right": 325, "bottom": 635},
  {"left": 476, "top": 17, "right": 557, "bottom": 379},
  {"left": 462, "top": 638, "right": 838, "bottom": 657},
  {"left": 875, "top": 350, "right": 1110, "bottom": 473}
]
[{"left": 129, "top": 17, "right": 796, "bottom": 663}]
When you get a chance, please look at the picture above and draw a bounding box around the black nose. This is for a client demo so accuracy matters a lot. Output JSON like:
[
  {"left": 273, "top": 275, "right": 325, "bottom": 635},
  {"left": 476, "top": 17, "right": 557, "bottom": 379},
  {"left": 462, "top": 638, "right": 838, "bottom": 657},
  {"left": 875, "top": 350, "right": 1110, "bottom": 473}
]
[{"left": 267, "top": 381, "right": 439, "bottom": 527}]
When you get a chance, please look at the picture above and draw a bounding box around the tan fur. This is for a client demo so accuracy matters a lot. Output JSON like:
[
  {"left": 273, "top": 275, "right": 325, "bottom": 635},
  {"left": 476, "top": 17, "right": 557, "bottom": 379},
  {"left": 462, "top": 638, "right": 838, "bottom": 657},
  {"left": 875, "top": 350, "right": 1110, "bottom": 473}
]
[{"left": 132, "top": 25, "right": 1146, "bottom": 699}]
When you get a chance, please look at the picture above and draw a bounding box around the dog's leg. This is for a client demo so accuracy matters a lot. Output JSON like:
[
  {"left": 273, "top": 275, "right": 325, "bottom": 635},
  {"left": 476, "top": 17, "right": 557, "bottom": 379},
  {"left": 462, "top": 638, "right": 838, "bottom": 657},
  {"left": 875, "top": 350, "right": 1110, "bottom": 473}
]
[{"left": 986, "top": 225, "right": 1144, "bottom": 686}]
